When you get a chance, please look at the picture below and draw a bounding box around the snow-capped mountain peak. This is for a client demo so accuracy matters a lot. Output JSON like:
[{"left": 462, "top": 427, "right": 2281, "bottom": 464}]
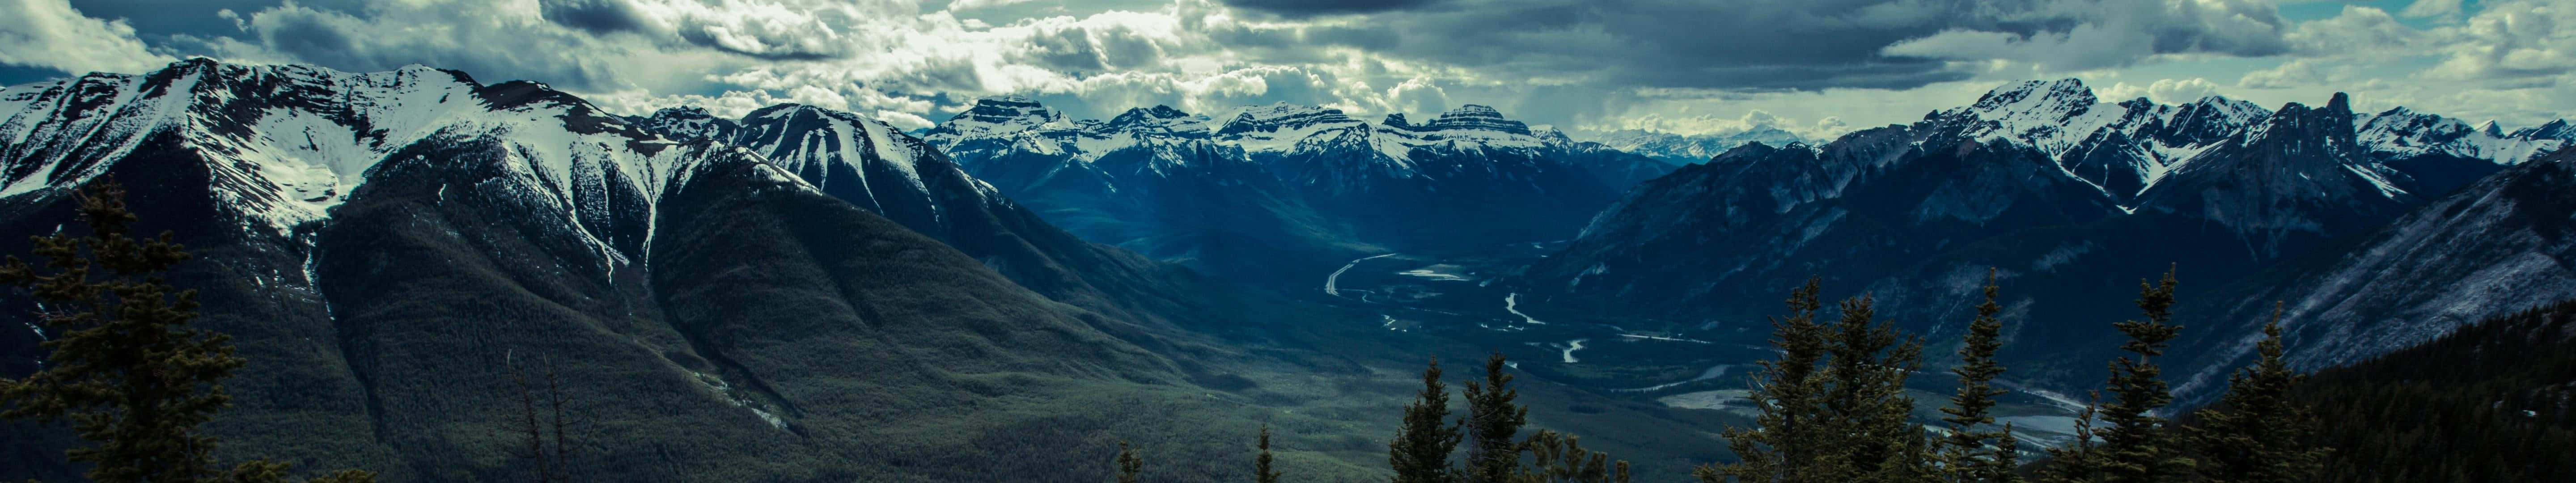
[
  {"left": 1215, "top": 102, "right": 1361, "bottom": 136},
  {"left": 0, "top": 58, "right": 718, "bottom": 239},
  {"left": 924, "top": 96, "right": 1069, "bottom": 141},
  {"left": 1100, "top": 105, "right": 1210, "bottom": 135}
]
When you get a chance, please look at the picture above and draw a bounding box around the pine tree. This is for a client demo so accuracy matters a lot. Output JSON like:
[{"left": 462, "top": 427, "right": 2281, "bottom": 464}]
[
  {"left": 1698, "top": 278, "right": 1830, "bottom": 483},
  {"left": 0, "top": 179, "right": 376, "bottom": 483},
  {"left": 2187, "top": 303, "right": 2326, "bottom": 483},
  {"left": 2094, "top": 267, "right": 2190, "bottom": 483},
  {"left": 2039, "top": 395, "right": 2106, "bottom": 483},
  {"left": 1463, "top": 352, "right": 1529, "bottom": 483},
  {"left": 1819, "top": 294, "right": 1927, "bottom": 482},
  {"left": 1115, "top": 441, "right": 1143, "bottom": 483},
  {"left": 1513, "top": 430, "right": 1630, "bottom": 483},
  {"left": 1390, "top": 357, "right": 1462, "bottom": 483},
  {"left": 1257, "top": 424, "right": 1281, "bottom": 483},
  {"left": 1940, "top": 269, "right": 2019, "bottom": 483}
]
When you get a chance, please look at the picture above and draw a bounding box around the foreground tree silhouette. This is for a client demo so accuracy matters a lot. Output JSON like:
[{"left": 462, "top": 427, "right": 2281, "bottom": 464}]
[
  {"left": 2044, "top": 267, "right": 2191, "bottom": 483},
  {"left": 2186, "top": 304, "right": 2326, "bottom": 483},
  {"left": 2097, "top": 268, "right": 2191, "bottom": 483},
  {"left": 1256, "top": 424, "right": 1282, "bottom": 483},
  {"left": 1390, "top": 357, "right": 1463, "bottom": 483},
  {"left": 1514, "top": 430, "right": 1630, "bottom": 483},
  {"left": 1463, "top": 352, "right": 1530, "bottom": 483},
  {"left": 1698, "top": 278, "right": 1830, "bottom": 483},
  {"left": 1939, "top": 270, "right": 2019, "bottom": 483},
  {"left": 0, "top": 179, "right": 372, "bottom": 483},
  {"left": 1819, "top": 295, "right": 1929, "bottom": 482}
]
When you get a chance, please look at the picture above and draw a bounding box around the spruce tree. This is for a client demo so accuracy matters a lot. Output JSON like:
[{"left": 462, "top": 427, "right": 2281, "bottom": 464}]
[
  {"left": 1390, "top": 357, "right": 1462, "bottom": 483},
  {"left": 2186, "top": 303, "right": 2326, "bottom": 483},
  {"left": 1698, "top": 278, "right": 1830, "bottom": 483},
  {"left": 1819, "top": 295, "right": 1926, "bottom": 482},
  {"left": 1463, "top": 352, "right": 1529, "bottom": 483},
  {"left": 2039, "top": 395, "right": 2106, "bottom": 483},
  {"left": 1940, "top": 270, "right": 2019, "bottom": 483},
  {"left": 1115, "top": 441, "right": 1143, "bottom": 483},
  {"left": 0, "top": 179, "right": 375, "bottom": 483},
  {"left": 2095, "top": 267, "right": 2190, "bottom": 483},
  {"left": 1514, "top": 430, "right": 1630, "bottom": 483},
  {"left": 1257, "top": 424, "right": 1281, "bottom": 483}
]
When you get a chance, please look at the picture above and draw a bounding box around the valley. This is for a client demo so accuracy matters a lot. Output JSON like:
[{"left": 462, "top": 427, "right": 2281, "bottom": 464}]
[{"left": 0, "top": 27, "right": 2568, "bottom": 480}]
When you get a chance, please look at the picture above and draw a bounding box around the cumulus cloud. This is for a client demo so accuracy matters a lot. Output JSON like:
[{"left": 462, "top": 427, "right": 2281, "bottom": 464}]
[
  {"left": 2237, "top": 59, "right": 2324, "bottom": 89},
  {"left": 0, "top": 0, "right": 173, "bottom": 75},
  {"left": 2287, "top": 6, "right": 2420, "bottom": 57},
  {"left": 2421, "top": 0, "right": 2575, "bottom": 85},
  {"left": 2101, "top": 78, "right": 2222, "bottom": 104}
]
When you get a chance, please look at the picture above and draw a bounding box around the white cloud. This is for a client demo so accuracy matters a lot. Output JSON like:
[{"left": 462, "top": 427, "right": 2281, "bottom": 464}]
[
  {"left": 2288, "top": 6, "right": 2421, "bottom": 57},
  {"left": 2104, "top": 78, "right": 2223, "bottom": 104},
  {"left": 0, "top": 0, "right": 173, "bottom": 75},
  {"left": 2398, "top": 0, "right": 2463, "bottom": 21},
  {"left": 2237, "top": 59, "right": 2324, "bottom": 89},
  {"left": 2421, "top": 0, "right": 2576, "bottom": 84}
]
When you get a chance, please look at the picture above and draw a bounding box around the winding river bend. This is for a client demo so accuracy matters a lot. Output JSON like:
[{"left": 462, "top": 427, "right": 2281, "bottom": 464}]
[{"left": 1324, "top": 253, "right": 1397, "bottom": 297}]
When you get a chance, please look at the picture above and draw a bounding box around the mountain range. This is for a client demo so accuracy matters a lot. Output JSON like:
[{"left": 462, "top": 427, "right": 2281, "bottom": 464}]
[
  {"left": 1511, "top": 78, "right": 2574, "bottom": 394},
  {"left": 0, "top": 58, "right": 1479, "bottom": 482},
  {"left": 6, "top": 56, "right": 2575, "bottom": 481},
  {"left": 919, "top": 98, "right": 1676, "bottom": 283},
  {"left": 1580, "top": 127, "right": 1810, "bottom": 167}
]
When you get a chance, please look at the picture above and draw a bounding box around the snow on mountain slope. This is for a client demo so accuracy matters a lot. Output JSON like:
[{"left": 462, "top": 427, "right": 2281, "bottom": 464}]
[
  {"left": 2356, "top": 109, "right": 2570, "bottom": 170},
  {"left": 0, "top": 59, "right": 717, "bottom": 251},
  {"left": 1921, "top": 79, "right": 2273, "bottom": 205},
  {"left": 1581, "top": 127, "right": 1808, "bottom": 166}
]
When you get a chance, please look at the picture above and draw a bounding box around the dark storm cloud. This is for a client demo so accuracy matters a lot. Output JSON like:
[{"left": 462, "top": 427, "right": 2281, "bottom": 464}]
[
  {"left": 539, "top": 0, "right": 655, "bottom": 35},
  {"left": 1220, "top": 0, "right": 1450, "bottom": 17},
  {"left": 1293, "top": 0, "right": 2291, "bottom": 91}
]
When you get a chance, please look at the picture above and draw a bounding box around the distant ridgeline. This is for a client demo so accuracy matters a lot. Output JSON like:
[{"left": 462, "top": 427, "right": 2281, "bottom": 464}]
[{"left": 919, "top": 97, "right": 1678, "bottom": 284}]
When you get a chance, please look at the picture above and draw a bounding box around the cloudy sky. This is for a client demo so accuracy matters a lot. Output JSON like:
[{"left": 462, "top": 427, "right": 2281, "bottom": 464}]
[{"left": 1, "top": 0, "right": 2568, "bottom": 139}]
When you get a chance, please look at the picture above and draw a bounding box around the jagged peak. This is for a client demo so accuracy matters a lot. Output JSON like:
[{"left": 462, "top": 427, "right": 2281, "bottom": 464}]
[
  {"left": 927, "top": 95, "right": 1068, "bottom": 140},
  {"left": 2477, "top": 119, "right": 2504, "bottom": 136},
  {"left": 1099, "top": 105, "right": 1208, "bottom": 135},
  {"left": 650, "top": 105, "right": 718, "bottom": 119},
  {"left": 1968, "top": 78, "right": 2097, "bottom": 113},
  {"left": 2520, "top": 119, "right": 2572, "bottom": 140},
  {"left": 1215, "top": 102, "right": 1358, "bottom": 135}
]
